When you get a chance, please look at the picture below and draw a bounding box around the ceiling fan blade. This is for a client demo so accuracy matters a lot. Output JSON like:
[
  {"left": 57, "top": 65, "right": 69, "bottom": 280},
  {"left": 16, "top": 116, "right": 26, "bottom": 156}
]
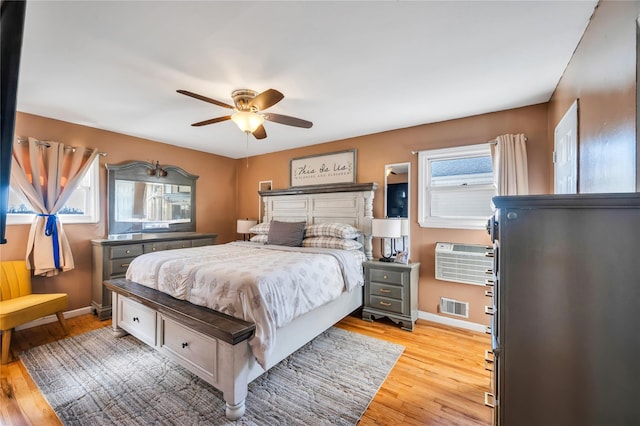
[
  {"left": 252, "top": 125, "right": 267, "bottom": 139},
  {"left": 264, "top": 113, "right": 313, "bottom": 129},
  {"left": 249, "top": 89, "right": 284, "bottom": 111},
  {"left": 191, "top": 115, "right": 232, "bottom": 127},
  {"left": 177, "top": 90, "right": 234, "bottom": 109}
]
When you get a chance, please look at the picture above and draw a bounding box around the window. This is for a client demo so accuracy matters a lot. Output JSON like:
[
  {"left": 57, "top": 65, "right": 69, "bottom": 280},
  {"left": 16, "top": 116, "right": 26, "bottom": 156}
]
[
  {"left": 418, "top": 144, "right": 495, "bottom": 229},
  {"left": 7, "top": 156, "right": 100, "bottom": 224}
]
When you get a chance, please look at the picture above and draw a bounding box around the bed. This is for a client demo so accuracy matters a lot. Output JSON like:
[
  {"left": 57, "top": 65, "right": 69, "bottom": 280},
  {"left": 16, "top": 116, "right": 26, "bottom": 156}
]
[{"left": 106, "top": 183, "right": 377, "bottom": 420}]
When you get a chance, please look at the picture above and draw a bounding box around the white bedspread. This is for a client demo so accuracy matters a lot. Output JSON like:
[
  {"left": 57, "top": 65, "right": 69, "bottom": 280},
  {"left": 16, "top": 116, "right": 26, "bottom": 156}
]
[{"left": 125, "top": 242, "right": 364, "bottom": 367}]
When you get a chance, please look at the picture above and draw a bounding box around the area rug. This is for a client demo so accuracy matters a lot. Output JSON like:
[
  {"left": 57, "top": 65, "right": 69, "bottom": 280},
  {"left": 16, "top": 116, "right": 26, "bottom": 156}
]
[{"left": 21, "top": 326, "right": 404, "bottom": 425}]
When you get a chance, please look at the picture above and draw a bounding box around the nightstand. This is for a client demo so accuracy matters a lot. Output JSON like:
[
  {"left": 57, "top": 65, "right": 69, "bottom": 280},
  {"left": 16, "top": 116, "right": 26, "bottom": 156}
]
[{"left": 362, "top": 260, "right": 420, "bottom": 331}]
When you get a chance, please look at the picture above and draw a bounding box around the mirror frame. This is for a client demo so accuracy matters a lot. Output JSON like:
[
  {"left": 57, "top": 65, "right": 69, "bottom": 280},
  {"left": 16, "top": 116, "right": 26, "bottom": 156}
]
[
  {"left": 106, "top": 161, "right": 198, "bottom": 235},
  {"left": 384, "top": 162, "right": 411, "bottom": 258}
]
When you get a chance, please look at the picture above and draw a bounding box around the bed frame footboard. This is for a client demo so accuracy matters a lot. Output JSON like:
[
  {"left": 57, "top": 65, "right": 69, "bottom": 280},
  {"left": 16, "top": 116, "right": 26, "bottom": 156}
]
[{"left": 105, "top": 278, "right": 255, "bottom": 420}]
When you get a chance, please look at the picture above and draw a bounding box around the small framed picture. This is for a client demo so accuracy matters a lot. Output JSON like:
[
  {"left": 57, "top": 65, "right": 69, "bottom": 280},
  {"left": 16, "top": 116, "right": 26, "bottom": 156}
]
[{"left": 394, "top": 251, "right": 408, "bottom": 264}]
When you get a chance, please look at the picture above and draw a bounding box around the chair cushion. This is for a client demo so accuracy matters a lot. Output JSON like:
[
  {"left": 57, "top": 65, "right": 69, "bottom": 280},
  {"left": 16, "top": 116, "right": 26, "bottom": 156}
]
[{"left": 0, "top": 293, "right": 68, "bottom": 331}]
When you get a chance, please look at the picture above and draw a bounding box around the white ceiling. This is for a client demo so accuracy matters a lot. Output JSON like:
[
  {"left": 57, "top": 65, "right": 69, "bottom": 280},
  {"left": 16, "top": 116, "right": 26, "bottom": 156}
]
[{"left": 17, "top": 1, "right": 597, "bottom": 159}]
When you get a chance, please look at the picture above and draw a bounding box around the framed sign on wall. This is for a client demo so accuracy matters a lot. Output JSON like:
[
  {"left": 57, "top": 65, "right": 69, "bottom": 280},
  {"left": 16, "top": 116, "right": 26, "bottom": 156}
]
[{"left": 290, "top": 149, "right": 357, "bottom": 187}]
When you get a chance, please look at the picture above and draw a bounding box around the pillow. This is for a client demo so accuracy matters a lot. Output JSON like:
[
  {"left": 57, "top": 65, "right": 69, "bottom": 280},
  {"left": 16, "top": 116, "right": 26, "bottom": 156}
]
[
  {"left": 304, "top": 223, "right": 360, "bottom": 239},
  {"left": 302, "top": 237, "right": 362, "bottom": 250},
  {"left": 267, "top": 220, "right": 307, "bottom": 247},
  {"left": 249, "top": 222, "right": 270, "bottom": 235},
  {"left": 250, "top": 234, "right": 268, "bottom": 244}
]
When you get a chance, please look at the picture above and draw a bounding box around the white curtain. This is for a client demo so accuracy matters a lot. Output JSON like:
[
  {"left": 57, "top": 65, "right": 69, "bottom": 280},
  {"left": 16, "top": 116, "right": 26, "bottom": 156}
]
[
  {"left": 11, "top": 137, "right": 99, "bottom": 276},
  {"left": 490, "top": 133, "right": 529, "bottom": 196}
]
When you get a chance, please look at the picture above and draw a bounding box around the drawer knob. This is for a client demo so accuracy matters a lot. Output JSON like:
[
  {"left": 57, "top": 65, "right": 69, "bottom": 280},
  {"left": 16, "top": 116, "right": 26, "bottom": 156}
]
[
  {"left": 126, "top": 250, "right": 131, "bottom": 254},
  {"left": 379, "top": 288, "right": 391, "bottom": 294},
  {"left": 121, "top": 263, "right": 130, "bottom": 268},
  {"left": 379, "top": 301, "right": 391, "bottom": 307},
  {"left": 133, "top": 316, "right": 139, "bottom": 322},
  {"left": 383, "top": 274, "right": 388, "bottom": 279},
  {"left": 152, "top": 247, "right": 156, "bottom": 251},
  {"left": 181, "top": 342, "right": 189, "bottom": 348}
]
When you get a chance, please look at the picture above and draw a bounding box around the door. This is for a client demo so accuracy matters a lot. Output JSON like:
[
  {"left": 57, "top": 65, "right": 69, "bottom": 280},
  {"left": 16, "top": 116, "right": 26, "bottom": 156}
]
[{"left": 554, "top": 100, "right": 578, "bottom": 194}]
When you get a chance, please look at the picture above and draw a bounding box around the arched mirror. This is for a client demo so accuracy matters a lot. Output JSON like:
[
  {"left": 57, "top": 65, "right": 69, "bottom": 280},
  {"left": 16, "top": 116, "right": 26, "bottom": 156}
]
[{"left": 384, "top": 162, "right": 410, "bottom": 259}]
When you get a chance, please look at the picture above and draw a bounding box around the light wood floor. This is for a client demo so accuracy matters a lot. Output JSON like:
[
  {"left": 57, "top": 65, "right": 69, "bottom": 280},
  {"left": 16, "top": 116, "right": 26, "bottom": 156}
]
[{"left": 0, "top": 314, "right": 492, "bottom": 425}]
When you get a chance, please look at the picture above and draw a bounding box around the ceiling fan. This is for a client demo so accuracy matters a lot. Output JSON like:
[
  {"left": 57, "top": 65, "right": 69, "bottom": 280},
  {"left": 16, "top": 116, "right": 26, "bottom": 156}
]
[{"left": 177, "top": 88, "right": 313, "bottom": 140}]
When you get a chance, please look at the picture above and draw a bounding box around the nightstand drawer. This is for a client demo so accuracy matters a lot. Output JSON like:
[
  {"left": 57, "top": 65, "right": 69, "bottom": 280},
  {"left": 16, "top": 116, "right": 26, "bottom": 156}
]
[
  {"left": 370, "top": 282, "right": 403, "bottom": 300},
  {"left": 110, "top": 257, "right": 137, "bottom": 276},
  {"left": 191, "top": 238, "right": 215, "bottom": 247},
  {"left": 111, "top": 244, "right": 143, "bottom": 259},
  {"left": 369, "top": 295, "right": 403, "bottom": 314},
  {"left": 369, "top": 268, "right": 405, "bottom": 285}
]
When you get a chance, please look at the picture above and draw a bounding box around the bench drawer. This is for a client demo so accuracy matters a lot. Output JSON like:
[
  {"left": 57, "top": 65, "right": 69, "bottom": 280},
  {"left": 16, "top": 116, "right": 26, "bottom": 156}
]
[
  {"left": 118, "top": 296, "right": 156, "bottom": 346},
  {"left": 159, "top": 316, "right": 217, "bottom": 383}
]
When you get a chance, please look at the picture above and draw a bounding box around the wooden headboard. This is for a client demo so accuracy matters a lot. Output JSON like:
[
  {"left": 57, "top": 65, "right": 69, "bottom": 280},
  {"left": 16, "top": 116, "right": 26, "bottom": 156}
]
[{"left": 259, "top": 183, "right": 378, "bottom": 259}]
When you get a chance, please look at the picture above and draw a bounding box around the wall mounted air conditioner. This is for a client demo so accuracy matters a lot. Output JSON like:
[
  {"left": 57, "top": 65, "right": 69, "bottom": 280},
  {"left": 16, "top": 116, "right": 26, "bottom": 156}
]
[{"left": 435, "top": 242, "right": 493, "bottom": 286}]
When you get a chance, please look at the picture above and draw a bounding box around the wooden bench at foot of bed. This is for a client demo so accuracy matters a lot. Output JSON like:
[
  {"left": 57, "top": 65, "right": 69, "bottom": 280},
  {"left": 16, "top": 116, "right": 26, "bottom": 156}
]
[{"left": 104, "top": 278, "right": 256, "bottom": 420}]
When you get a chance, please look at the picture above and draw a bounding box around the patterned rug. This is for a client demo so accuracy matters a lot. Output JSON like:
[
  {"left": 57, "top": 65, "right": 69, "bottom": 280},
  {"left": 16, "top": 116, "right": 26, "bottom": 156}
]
[{"left": 21, "top": 326, "right": 404, "bottom": 425}]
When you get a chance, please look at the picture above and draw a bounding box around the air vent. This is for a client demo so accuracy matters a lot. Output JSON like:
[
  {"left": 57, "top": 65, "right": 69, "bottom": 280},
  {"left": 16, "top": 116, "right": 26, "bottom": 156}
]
[
  {"left": 435, "top": 242, "right": 493, "bottom": 286},
  {"left": 440, "top": 297, "right": 469, "bottom": 318}
]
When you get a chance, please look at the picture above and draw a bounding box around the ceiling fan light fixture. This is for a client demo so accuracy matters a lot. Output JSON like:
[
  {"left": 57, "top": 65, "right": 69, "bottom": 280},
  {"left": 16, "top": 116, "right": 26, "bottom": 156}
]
[{"left": 231, "top": 111, "right": 264, "bottom": 133}]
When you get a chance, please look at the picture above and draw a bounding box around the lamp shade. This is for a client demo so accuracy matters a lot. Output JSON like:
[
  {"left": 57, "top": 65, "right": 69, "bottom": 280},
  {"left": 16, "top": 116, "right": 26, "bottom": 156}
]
[
  {"left": 231, "top": 111, "right": 265, "bottom": 133},
  {"left": 400, "top": 219, "right": 409, "bottom": 236},
  {"left": 371, "top": 218, "right": 402, "bottom": 238},
  {"left": 237, "top": 219, "right": 258, "bottom": 234}
]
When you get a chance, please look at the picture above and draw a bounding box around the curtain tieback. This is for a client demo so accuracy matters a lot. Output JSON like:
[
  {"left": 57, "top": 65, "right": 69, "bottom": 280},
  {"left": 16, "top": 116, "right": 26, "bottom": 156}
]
[{"left": 38, "top": 213, "right": 61, "bottom": 269}]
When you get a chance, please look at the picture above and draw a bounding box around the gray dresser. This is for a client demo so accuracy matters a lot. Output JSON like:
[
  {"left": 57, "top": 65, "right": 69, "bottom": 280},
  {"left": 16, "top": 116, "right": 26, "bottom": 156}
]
[
  {"left": 362, "top": 260, "right": 420, "bottom": 331},
  {"left": 485, "top": 193, "right": 640, "bottom": 426},
  {"left": 91, "top": 232, "right": 217, "bottom": 320}
]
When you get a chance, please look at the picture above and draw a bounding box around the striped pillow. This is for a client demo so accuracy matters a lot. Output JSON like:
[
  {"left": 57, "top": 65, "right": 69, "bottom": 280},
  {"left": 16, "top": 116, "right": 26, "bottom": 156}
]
[
  {"left": 305, "top": 223, "right": 360, "bottom": 239},
  {"left": 249, "top": 222, "right": 270, "bottom": 235},
  {"left": 302, "top": 237, "right": 362, "bottom": 250},
  {"left": 249, "top": 234, "right": 268, "bottom": 244}
]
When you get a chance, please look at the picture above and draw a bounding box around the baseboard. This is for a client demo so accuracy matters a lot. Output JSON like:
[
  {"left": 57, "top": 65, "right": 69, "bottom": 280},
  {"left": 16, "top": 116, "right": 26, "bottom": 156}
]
[
  {"left": 14, "top": 306, "right": 95, "bottom": 331},
  {"left": 418, "top": 311, "right": 487, "bottom": 333}
]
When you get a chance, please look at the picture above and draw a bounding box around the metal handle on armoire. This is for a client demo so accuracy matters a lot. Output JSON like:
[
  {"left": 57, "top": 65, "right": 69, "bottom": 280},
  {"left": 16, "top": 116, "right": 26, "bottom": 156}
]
[
  {"left": 484, "top": 349, "right": 494, "bottom": 371},
  {"left": 484, "top": 392, "right": 495, "bottom": 408}
]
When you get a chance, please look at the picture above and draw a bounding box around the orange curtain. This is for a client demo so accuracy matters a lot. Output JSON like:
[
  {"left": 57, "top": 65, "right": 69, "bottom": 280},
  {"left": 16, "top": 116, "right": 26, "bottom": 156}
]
[
  {"left": 490, "top": 133, "right": 529, "bottom": 196},
  {"left": 11, "top": 137, "right": 99, "bottom": 277}
]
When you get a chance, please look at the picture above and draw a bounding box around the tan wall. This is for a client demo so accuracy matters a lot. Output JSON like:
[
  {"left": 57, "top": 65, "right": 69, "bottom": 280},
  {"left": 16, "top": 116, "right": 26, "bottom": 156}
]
[
  {"left": 549, "top": 0, "right": 640, "bottom": 193},
  {"left": 1, "top": 112, "right": 237, "bottom": 311},
  {"left": 236, "top": 104, "right": 550, "bottom": 325}
]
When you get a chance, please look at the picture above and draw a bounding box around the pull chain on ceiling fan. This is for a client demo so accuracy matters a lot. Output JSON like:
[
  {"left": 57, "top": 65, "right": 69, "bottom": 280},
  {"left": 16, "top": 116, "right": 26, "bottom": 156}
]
[{"left": 177, "top": 88, "right": 313, "bottom": 140}]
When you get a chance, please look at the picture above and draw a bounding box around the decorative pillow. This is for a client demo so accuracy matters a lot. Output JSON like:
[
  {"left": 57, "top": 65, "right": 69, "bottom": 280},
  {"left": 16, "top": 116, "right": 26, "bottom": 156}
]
[
  {"left": 304, "top": 223, "right": 360, "bottom": 239},
  {"left": 250, "top": 234, "right": 268, "bottom": 244},
  {"left": 249, "top": 222, "right": 270, "bottom": 235},
  {"left": 267, "top": 220, "right": 307, "bottom": 247},
  {"left": 302, "top": 237, "right": 363, "bottom": 251}
]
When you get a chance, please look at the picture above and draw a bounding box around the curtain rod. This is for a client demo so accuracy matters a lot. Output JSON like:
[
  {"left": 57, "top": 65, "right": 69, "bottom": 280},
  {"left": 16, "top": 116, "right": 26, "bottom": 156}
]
[
  {"left": 16, "top": 137, "right": 107, "bottom": 156},
  {"left": 410, "top": 136, "right": 528, "bottom": 154}
]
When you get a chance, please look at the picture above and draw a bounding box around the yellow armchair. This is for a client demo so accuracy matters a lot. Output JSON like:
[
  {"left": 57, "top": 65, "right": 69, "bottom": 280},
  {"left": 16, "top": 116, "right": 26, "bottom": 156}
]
[{"left": 0, "top": 260, "right": 69, "bottom": 364}]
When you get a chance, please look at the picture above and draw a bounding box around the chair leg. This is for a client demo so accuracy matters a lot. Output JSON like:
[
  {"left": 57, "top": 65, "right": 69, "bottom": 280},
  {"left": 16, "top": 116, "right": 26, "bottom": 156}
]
[
  {"left": 55, "top": 311, "right": 70, "bottom": 335},
  {"left": 1, "top": 329, "right": 13, "bottom": 365}
]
